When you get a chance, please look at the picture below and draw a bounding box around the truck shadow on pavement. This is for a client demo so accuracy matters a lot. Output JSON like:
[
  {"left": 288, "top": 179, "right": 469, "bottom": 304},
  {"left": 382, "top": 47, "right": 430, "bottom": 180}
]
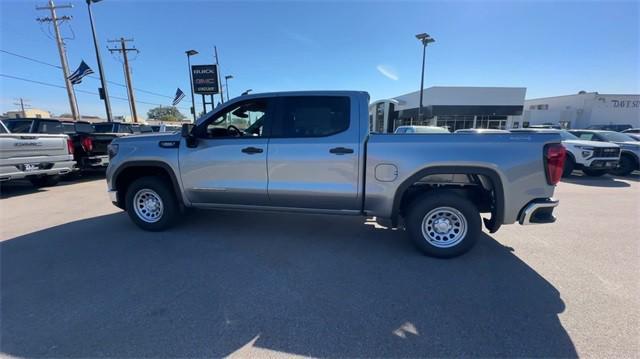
[
  {"left": 562, "top": 173, "right": 631, "bottom": 187},
  {"left": 1, "top": 210, "right": 577, "bottom": 357}
]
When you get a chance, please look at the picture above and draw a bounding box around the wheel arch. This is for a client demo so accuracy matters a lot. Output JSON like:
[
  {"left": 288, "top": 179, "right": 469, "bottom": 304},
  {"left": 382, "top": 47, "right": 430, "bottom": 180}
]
[
  {"left": 112, "top": 161, "right": 184, "bottom": 210},
  {"left": 391, "top": 165, "right": 505, "bottom": 233}
]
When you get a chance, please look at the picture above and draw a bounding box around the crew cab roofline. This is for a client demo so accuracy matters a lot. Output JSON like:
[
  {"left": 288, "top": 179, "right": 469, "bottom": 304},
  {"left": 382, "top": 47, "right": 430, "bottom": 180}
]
[{"left": 390, "top": 165, "right": 505, "bottom": 233}]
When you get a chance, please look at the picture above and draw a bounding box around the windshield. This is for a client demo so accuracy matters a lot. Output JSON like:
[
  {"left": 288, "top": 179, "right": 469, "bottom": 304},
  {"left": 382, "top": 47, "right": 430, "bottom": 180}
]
[
  {"left": 600, "top": 131, "right": 636, "bottom": 142},
  {"left": 75, "top": 122, "right": 95, "bottom": 133},
  {"left": 559, "top": 130, "right": 579, "bottom": 140},
  {"left": 3, "top": 119, "right": 33, "bottom": 133}
]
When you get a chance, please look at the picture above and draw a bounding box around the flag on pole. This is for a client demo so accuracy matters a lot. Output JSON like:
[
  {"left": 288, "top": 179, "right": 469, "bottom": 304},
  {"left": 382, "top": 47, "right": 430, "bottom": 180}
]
[
  {"left": 68, "top": 60, "right": 94, "bottom": 85},
  {"left": 172, "top": 88, "right": 185, "bottom": 106}
]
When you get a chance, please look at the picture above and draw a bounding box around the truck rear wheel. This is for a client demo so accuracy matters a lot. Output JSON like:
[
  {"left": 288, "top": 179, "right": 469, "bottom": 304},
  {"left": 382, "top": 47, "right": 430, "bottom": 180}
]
[
  {"left": 125, "top": 176, "right": 179, "bottom": 231},
  {"left": 562, "top": 156, "right": 575, "bottom": 177},
  {"left": 406, "top": 191, "right": 481, "bottom": 258},
  {"left": 609, "top": 154, "right": 637, "bottom": 176}
]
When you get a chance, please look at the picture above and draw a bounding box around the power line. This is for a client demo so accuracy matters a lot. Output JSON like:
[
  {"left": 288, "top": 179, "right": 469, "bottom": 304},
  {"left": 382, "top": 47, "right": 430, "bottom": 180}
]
[
  {"left": 0, "top": 73, "right": 191, "bottom": 111},
  {"left": 0, "top": 49, "right": 174, "bottom": 100}
]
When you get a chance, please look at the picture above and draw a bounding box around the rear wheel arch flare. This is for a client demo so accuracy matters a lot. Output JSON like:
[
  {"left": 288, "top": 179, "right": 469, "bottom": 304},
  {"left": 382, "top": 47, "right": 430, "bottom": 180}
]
[{"left": 391, "top": 166, "right": 505, "bottom": 232}]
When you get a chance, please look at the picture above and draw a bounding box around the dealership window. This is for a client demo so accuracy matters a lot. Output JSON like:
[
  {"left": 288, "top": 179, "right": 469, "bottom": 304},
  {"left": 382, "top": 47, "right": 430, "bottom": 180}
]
[
  {"left": 536, "top": 104, "right": 549, "bottom": 110},
  {"left": 436, "top": 115, "right": 474, "bottom": 132},
  {"left": 475, "top": 115, "right": 507, "bottom": 129},
  {"left": 529, "top": 105, "right": 536, "bottom": 110}
]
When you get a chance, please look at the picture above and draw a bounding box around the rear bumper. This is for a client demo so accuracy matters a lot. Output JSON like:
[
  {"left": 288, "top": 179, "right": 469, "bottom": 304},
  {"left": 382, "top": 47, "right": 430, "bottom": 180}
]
[
  {"left": 79, "top": 155, "right": 109, "bottom": 169},
  {"left": 0, "top": 160, "right": 76, "bottom": 182},
  {"left": 518, "top": 198, "right": 559, "bottom": 225}
]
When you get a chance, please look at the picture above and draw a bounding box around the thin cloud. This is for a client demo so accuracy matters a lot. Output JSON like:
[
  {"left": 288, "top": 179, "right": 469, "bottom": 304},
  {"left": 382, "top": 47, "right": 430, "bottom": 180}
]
[{"left": 377, "top": 65, "right": 399, "bottom": 81}]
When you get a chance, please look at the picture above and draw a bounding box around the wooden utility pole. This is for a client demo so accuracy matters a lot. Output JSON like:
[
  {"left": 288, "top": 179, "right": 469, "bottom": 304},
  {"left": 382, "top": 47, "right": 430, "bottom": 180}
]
[
  {"left": 13, "top": 98, "right": 30, "bottom": 117},
  {"left": 108, "top": 38, "right": 139, "bottom": 122},
  {"left": 36, "top": 0, "right": 80, "bottom": 121}
]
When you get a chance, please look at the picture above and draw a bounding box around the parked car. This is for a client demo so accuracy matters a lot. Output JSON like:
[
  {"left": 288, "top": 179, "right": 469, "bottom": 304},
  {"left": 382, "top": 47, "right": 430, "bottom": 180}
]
[
  {"left": 151, "top": 124, "right": 182, "bottom": 132},
  {"left": 512, "top": 129, "right": 620, "bottom": 177},
  {"left": 622, "top": 128, "right": 640, "bottom": 134},
  {"left": 527, "top": 124, "right": 562, "bottom": 129},
  {"left": 0, "top": 120, "right": 76, "bottom": 187},
  {"left": 587, "top": 124, "right": 633, "bottom": 132},
  {"left": 624, "top": 133, "right": 640, "bottom": 141},
  {"left": 394, "top": 125, "right": 450, "bottom": 134},
  {"left": 455, "top": 129, "right": 510, "bottom": 134},
  {"left": 569, "top": 129, "right": 640, "bottom": 176},
  {"left": 106, "top": 91, "right": 565, "bottom": 258},
  {"left": 62, "top": 121, "right": 121, "bottom": 171}
]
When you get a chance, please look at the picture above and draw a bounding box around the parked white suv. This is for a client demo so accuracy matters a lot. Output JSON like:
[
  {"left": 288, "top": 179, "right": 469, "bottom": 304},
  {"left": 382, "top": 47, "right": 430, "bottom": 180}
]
[{"left": 512, "top": 129, "right": 620, "bottom": 177}]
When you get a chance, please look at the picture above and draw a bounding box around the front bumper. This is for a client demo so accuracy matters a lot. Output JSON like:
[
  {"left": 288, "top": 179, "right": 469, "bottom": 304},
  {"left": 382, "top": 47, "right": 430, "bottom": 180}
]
[
  {"left": 586, "top": 159, "right": 619, "bottom": 169},
  {"left": 518, "top": 198, "right": 559, "bottom": 225},
  {"left": 80, "top": 155, "right": 109, "bottom": 169}
]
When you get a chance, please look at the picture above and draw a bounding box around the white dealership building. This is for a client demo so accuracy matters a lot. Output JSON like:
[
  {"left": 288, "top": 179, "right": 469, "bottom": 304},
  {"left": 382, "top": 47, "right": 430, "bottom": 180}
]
[
  {"left": 370, "top": 86, "right": 527, "bottom": 132},
  {"left": 522, "top": 92, "right": 640, "bottom": 129}
]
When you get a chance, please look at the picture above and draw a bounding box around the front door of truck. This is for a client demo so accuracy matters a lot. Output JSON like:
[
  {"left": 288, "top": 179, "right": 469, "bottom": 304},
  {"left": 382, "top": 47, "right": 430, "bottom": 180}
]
[
  {"left": 267, "top": 95, "right": 361, "bottom": 210},
  {"left": 179, "top": 98, "right": 273, "bottom": 205}
]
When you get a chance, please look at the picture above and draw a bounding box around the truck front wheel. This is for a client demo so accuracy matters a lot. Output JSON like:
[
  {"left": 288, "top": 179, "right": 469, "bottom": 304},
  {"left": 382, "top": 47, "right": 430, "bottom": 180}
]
[
  {"left": 406, "top": 191, "right": 481, "bottom": 258},
  {"left": 125, "top": 176, "right": 179, "bottom": 231}
]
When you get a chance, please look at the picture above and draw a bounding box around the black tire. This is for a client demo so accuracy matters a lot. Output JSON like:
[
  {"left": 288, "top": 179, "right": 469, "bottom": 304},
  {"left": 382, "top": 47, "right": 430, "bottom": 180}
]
[
  {"left": 609, "top": 154, "right": 637, "bottom": 176},
  {"left": 29, "top": 175, "right": 60, "bottom": 188},
  {"left": 405, "top": 191, "right": 481, "bottom": 258},
  {"left": 562, "top": 156, "right": 575, "bottom": 177},
  {"left": 582, "top": 169, "right": 608, "bottom": 177},
  {"left": 125, "top": 176, "right": 179, "bottom": 231}
]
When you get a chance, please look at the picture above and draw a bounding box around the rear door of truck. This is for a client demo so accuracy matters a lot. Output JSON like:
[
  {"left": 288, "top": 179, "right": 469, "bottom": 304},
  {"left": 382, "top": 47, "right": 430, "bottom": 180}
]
[{"left": 266, "top": 94, "right": 361, "bottom": 210}]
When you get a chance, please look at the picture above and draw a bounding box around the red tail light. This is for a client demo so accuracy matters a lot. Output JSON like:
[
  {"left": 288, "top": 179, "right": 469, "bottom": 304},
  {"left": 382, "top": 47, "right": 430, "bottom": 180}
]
[
  {"left": 544, "top": 143, "right": 566, "bottom": 185},
  {"left": 66, "top": 138, "right": 74, "bottom": 155},
  {"left": 81, "top": 137, "right": 94, "bottom": 152}
]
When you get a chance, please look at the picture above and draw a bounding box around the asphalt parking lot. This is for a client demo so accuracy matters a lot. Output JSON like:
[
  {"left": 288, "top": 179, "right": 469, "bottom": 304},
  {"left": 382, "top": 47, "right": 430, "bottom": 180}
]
[{"left": 1, "top": 173, "right": 638, "bottom": 357}]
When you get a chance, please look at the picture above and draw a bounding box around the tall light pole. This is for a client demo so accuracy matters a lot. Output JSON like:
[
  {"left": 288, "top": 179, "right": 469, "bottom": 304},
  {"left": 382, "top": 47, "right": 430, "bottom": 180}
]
[
  {"left": 416, "top": 33, "right": 435, "bottom": 123},
  {"left": 224, "top": 75, "right": 233, "bottom": 101},
  {"left": 86, "top": 0, "right": 112, "bottom": 122},
  {"left": 185, "top": 49, "right": 198, "bottom": 122}
]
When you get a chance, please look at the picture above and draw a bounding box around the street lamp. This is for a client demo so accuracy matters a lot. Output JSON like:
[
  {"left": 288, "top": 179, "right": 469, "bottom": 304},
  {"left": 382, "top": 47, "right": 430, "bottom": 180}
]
[
  {"left": 185, "top": 49, "right": 198, "bottom": 122},
  {"left": 224, "top": 75, "right": 233, "bottom": 101},
  {"left": 86, "top": 0, "right": 112, "bottom": 122},
  {"left": 416, "top": 33, "right": 435, "bottom": 123}
]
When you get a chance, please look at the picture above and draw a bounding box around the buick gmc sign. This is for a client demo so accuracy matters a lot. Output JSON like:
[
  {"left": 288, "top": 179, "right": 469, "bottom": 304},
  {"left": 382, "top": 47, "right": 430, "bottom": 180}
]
[{"left": 191, "top": 64, "right": 219, "bottom": 94}]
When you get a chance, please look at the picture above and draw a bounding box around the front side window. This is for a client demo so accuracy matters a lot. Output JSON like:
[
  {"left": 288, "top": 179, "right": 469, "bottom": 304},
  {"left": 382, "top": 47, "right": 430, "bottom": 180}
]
[
  {"left": 200, "top": 99, "right": 269, "bottom": 138},
  {"left": 275, "top": 96, "right": 350, "bottom": 138}
]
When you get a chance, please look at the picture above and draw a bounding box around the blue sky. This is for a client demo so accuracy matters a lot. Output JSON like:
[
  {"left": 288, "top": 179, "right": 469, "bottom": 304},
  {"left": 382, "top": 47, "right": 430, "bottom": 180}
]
[{"left": 1, "top": 0, "right": 638, "bottom": 119}]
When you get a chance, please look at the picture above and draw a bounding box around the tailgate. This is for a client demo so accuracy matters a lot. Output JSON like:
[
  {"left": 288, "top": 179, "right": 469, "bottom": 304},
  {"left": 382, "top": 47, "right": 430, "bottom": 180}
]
[
  {"left": 90, "top": 134, "right": 118, "bottom": 155},
  {"left": 0, "top": 134, "right": 70, "bottom": 160}
]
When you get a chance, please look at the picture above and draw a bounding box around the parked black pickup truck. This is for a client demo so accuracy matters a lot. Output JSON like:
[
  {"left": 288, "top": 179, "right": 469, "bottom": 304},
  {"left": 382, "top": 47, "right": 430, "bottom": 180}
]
[{"left": 61, "top": 121, "right": 121, "bottom": 171}]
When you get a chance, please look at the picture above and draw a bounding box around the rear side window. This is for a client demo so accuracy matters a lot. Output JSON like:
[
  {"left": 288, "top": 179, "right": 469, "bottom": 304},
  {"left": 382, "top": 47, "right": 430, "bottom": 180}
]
[
  {"left": 275, "top": 96, "right": 350, "bottom": 137},
  {"left": 4, "top": 120, "right": 33, "bottom": 133},
  {"left": 36, "top": 120, "right": 64, "bottom": 134},
  {"left": 93, "top": 124, "right": 114, "bottom": 132}
]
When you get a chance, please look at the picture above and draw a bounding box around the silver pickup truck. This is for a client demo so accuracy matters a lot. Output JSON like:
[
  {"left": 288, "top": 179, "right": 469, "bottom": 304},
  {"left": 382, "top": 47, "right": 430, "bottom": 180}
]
[
  {"left": 106, "top": 91, "right": 566, "bottom": 257},
  {"left": 0, "top": 120, "right": 76, "bottom": 187}
]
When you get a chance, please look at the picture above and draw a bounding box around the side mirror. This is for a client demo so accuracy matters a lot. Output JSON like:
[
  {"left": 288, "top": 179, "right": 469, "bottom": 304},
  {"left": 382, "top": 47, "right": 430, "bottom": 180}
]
[{"left": 181, "top": 123, "right": 194, "bottom": 138}]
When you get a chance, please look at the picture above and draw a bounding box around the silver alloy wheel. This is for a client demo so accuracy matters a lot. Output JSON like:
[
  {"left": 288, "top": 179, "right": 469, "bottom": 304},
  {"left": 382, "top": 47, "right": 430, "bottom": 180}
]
[
  {"left": 133, "top": 189, "right": 164, "bottom": 223},
  {"left": 421, "top": 206, "right": 468, "bottom": 248}
]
